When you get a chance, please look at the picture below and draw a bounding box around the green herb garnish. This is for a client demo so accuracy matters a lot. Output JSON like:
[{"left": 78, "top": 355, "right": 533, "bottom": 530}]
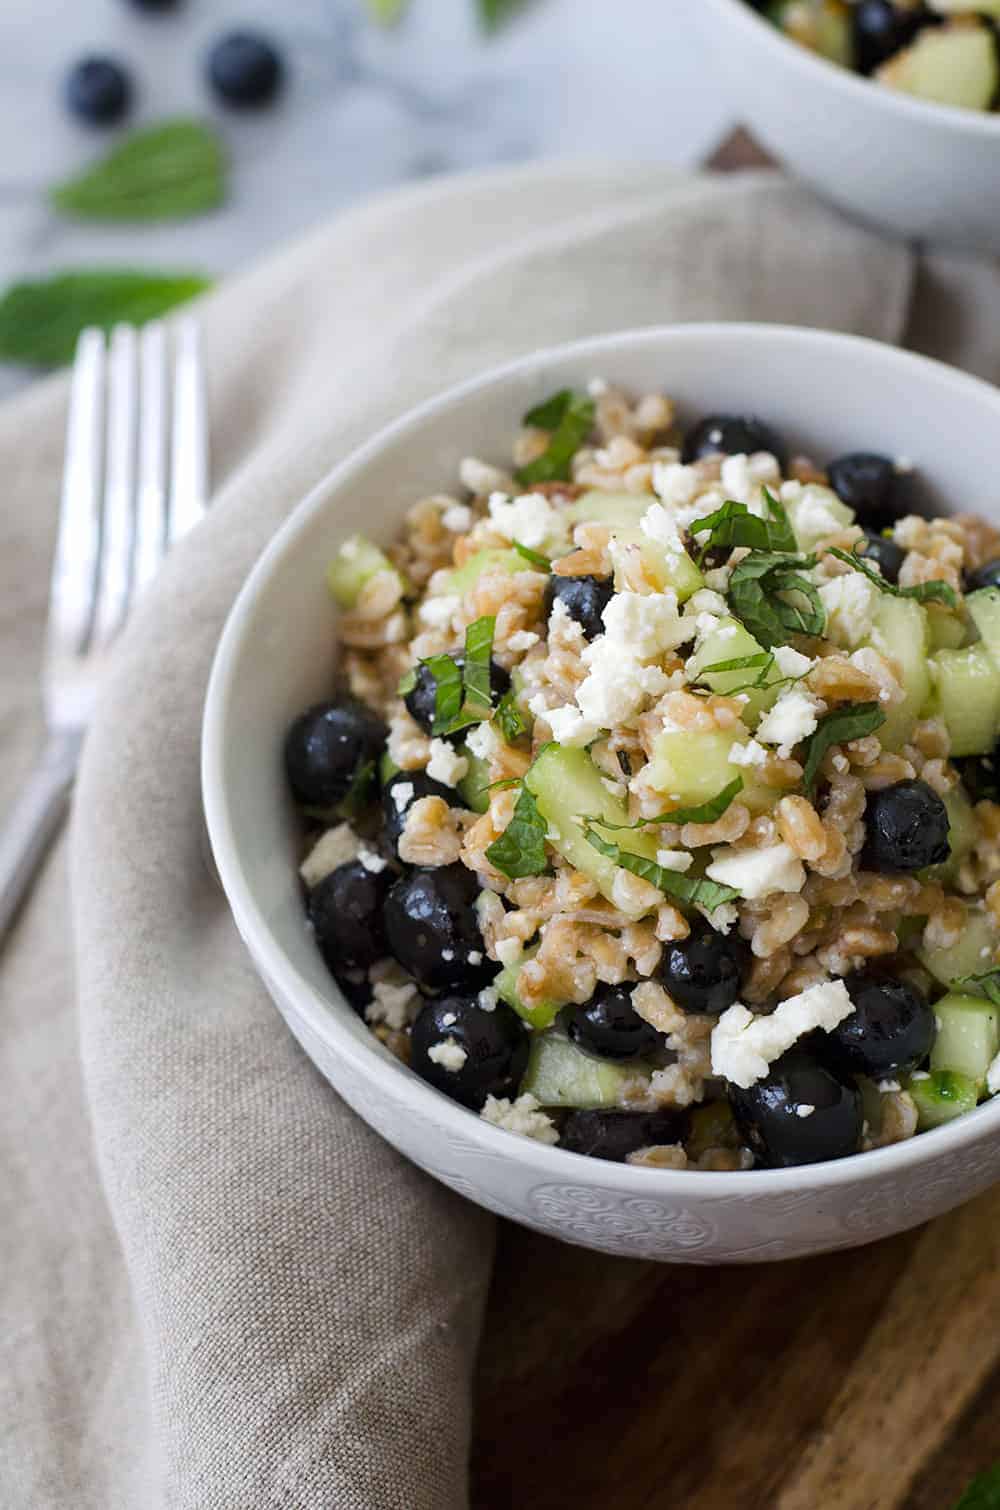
[
  {"left": 50, "top": 119, "right": 227, "bottom": 222},
  {"left": 690, "top": 488, "right": 796, "bottom": 558},
  {"left": 586, "top": 777, "right": 744, "bottom": 831},
  {"left": 512, "top": 540, "right": 552, "bottom": 570},
  {"left": 954, "top": 1466, "right": 1000, "bottom": 1510},
  {"left": 495, "top": 688, "right": 528, "bottom": 743},
  {"left": 801, "top": 702, "right": 885, "bottom": 798},
  {"left": 367, "top": 0, "right": 409, "bottom": 22},
  {"left": 953, "top": 969, "right": 1000, "bottom": 1007},
  {"left": 397, "top": 668, "right": 418, "bottom": 696},
  {"left": 0, "top": 269, "right": 212, "bottom": 368},
  {"left": 339, "top": 758, "right": 376, "bottom": 820},
  {"left": 462, "top": 615, "right": 496, "bottom": 714},
  {"left": 479, "top": 0, "right": 526, "bottom": 28},
  {"left": 423, "top": 653, "right": 466, "bottom": 736},
  {"left": 486, "top": 786, "right": 549, "bottom": 878},
  {"left": 826, "top": 545, "right": 958, "bottom": 608},
  {"left": 728, "top": 551, "right": 825, "bottom": 648},
  {"left": 584, "top": 828, "right": 740, "bottom": 910},
  {"left": 515, "top": 389, "right": 595, "bottom": 486}
]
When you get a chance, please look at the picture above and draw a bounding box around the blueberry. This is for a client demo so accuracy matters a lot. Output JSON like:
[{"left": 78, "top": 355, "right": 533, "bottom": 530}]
[
  {"left": 544, "top": 574, "right": 614, "bottom": 640},
  {"left": 308, "top": 858, "right": 392, "bottom": 976},
  {"left": 658, "top": 922, "right": 749, "bottom": 1015},
  {"left": 859, "top": 528, "right": 905, "bottom": 584},
  {"left": 964, "top": 558, "right": 1000, "bottom": 593},
  {"left": 382, "top": 770, "right": 458, "bottom": 857},
  {"left": 681, "top": 414, "right": 787, "bottom": 472},
  {"left": 410, "top": 994, "right": 529, "bottom": 1110},
  {"left": 560, "top": 1108, "right": 688, "bottom": 1162},
  {"left": 825, "top": 971, "right": 935, "bottom": 1079},
  {"left": 567, "top": 985, "right": 662, "bottom": 1061},
  {"left": 728, "top": 1048, "right": 862, "bottom": 1168},
  {"left": 852, "top": 0, "right": 934, "bottom": 75},
  {"left": 404, "top": 656, "right": 510, "bottom": 737},
  {"left": 826, "top": 452, "right": 911, "bottom": 530},
  {"left": 127, "top": 0, "right": 181, "bottom": 9},
  {"left": 862, "top": 778, "right": 951, "bottom": 874},
  {"left": 285, "top": 697, "right": 387, "bottom": 808},
  {"left": 955, "top": 746, "right": 1000, "bottom": 804},
  {"left": 383, "top": 864, "right": 494, "bottom": 993},
  {"left": 207, "top": 31, "right": 283, "bottom": 108},
  {"left": 65, "top": 57, "right": 131, "bottom": 125}
]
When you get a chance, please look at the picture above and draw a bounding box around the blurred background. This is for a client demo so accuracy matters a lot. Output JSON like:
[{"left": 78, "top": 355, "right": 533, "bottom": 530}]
[{"left": 0, "top": 0, "right": 732, "bottom": 400}]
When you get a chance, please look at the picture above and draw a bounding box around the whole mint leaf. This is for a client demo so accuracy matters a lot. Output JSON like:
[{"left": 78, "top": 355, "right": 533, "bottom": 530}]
[
  {"left": 0, "top": 270, "right": 212, "bottom": 368},
  {"left": 51, "top": 119, "right": 227, "bottom": 222}
]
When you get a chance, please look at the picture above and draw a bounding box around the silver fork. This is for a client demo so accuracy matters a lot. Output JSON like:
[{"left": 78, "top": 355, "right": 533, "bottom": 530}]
[{"left": 0, "top": 317, "right": 208, "bottom": 944}]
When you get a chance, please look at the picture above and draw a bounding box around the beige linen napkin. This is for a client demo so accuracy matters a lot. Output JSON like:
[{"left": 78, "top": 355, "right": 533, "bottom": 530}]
[{"left": 0, "top": 160, "right": 996, "bottom": 1510}]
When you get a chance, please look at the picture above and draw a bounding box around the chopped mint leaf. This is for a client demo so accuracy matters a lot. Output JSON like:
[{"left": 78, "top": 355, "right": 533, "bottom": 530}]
[
  {"left": 495, "top": 688, "right": 528, "bottom": 743},
  {"left": 954, "top": 1466, "right": 1000, "bottom": 1510},
  {"left": 728, "top": 551, "right": 825, "bottom": 648},
  {"left": 516, "top": 389, "right": 595, "bottom": 486},
  {"left": 486, "top": 776, "right": 523, "bottom": 792},
  {"left": 397, "top": 668, "right": 418, "bottom": 696},
  {"left": 462, "top": 615, "right": 496, "bottom": 714},
  {"left": 486, "top": 786, "right": 549, "bottom": 878},
  {"left": 50, "top": 119, "right": 227, "bottom": 222},
  {"left": 801, "top": 702, "right": 885, "bottom": 798},
  {"left": 512, "top": 540, "right": 552, "bottom": 570},
  {"left": 423, "top": 653, "right": 466, "bottom": 737},
  {"left": 338, "top": 758, "right": 376, "bottom": 820},
  {"left": 953, "top": 968, "right": 1000, "bottom": 1008},
  {"left": 826, "top": 545, "right": 958, "bottom": 608},
  {"left": 589, "top": 776, "right": 744, "bottom": 831},
  {"left": 690, "top": 488, "right": 796, "bottom": 558},
  {"left": 699, "top": 652, "right": 773, "bottom": 675},
  {"left": 584, "top": 828, "right": 741, "bottom": 910}
]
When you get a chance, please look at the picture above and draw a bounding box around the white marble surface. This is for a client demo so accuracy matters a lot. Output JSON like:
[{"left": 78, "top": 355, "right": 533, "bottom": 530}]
[{"left": 0, "top": 0, "right": 732, "bottom": 397}]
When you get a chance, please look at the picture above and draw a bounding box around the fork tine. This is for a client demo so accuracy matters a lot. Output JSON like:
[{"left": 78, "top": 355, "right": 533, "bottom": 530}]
[
  {"left": 133, "top": 321, "right": 168, "bottom": 596},
  {"left": 91, "top": 323, "right": 138, "bottom": 649},
  {"left": 47, "top": 328, "right": 105, "bottom": 666},
  {"left": 168, "top": 317, "right": 208, "bottom": 546}
]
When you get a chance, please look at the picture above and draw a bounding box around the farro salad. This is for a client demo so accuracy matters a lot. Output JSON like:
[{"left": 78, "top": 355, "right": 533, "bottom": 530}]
[
  {"left": 284, "top": 383, "right": 1000, "bottom": 1170},
  {"left": 750, "top": 1, "right": 1000, "bottom": 113}
]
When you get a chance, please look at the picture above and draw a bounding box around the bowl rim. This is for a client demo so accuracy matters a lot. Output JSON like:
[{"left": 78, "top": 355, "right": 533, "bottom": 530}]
[
  {"left": 203, "top": 321, "right": 1000, "bottom": 1199},
  {"left": 703, "top": 0, "right": 1000, "bottom": 137}
]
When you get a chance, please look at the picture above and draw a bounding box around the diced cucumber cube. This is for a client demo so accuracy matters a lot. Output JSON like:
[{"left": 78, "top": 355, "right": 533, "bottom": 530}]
[
  {"left": 768, "top": 0, "right": 853, "bottom": 66},
  {"left": 967, "top": 586, "right": 1000, "bottom": 662},
  {"left": 909, "top": 1069, "right": 980, "bottom": 1130},
  {"left": 456, "top": 742, "right": 491, "bottom": 814},
  {"left": 646, "top": 728, "right": 779, "bottom": 815},
  {"left": 926, "top": 607, "right": 967, "bottom": 652},
  {"left": 930, "top": 992, "right": 999, "bottom": 1089},
  {"left": 686, "top": 619, "right": 783, "bottom": 725},
  {"left": 494, "top": 946, "right": 563, "bottom": 1030},
  {"left": 929, "top": 642, "right": 1000, "bottom": 757},
  {"left": 878, "top": 22, "right": 999, "bottom": 113},
  {"left": 864, "top": 595, "right": 930, "bottom": 750},
  {"left": 521, "top": 1030, "right": 649, "bottom": 1108},
  {"left": 565, "top": 490, "right": 651, "bottom": 529},
  {"left": 523, "top": 744, "right": 660, "bottom": 917},
  {"left": 327, "top": 533, "right": 403, "bottom": 609},
  {"left": 608, "top": 525, "right": 703, "bottom": 602},
  {"left": 918, "top": 903, "right": 999, "bottom": 989},
  {"left": 442, "top": 547, "right": 531, "bottom": 596},
  {"left": 919, "top": 785, "right": 977, "bottom": 889}
]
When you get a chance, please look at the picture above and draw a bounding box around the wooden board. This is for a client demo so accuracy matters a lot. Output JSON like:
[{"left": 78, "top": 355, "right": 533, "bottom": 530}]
[{"left": 471, "top": 131, "right": 1000, "bottom": 1509}]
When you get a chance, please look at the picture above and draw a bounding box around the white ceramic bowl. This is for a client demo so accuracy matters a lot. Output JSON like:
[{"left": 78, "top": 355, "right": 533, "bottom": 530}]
[
  {"left": 203, "top": 323, "right": 1000, "bottom": 1264},
  {"left": 699, "top": 0, "right": 1000, "bottom": 256}
]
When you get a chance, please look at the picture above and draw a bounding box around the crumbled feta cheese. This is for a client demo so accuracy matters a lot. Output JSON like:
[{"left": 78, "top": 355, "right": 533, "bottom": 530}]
[
  {"left": 711, "top": 980, "right": 855, "bottom": 1088},
  {"left": 468, "top": 951, "right": 482, "bottom": 966},
  {"left": 911, "top": 1070, "right": 930, "bottom": 1081},
  {"left": 426, "top": 739, "right": 469, "bottom": 787},
  {"left": 460, "top": 457, "right": 512, "bottom": 496},
  {"left": 728, "top": 738, "right": 768, "bottom": 768},
  {"left": 441, "top": 949, "right": 454, "bottom": 961},
  {"left": 488, "top": 490, "right": 560, "bottom": 550},
  {"left": 587, "top": 376, "right": 608, "bottom": 397},
  {"left": 390, "top": 780, "right": 414, "bottom": 813},
  {"left": 705, "top": 842, "right": 806, "bottom": 900},
  {"left": 878, "top": 1078, "right": 902, "bottom": 1094},
  {"left": 480, "top": 1092, "right": 559, "bottom": 1145},
  {"left": 651, "top": 461, "right": 699, "bottom": 509},
  {"left": 365, "top": 978, "right": 421, "bottom": 1030},
  {"left": 427, "top": 1038, "right": 468, "bottom": 1072},
  {"left": 299, "top": 824, "right": 361, "bottom": 888},
  {"left": 688, "top": 588, "right": 728, "bottom": 617},
  {"left": 495, "top": 937, "right": 523, "bottom": 968},
  {"left": 785, "top": 484, "right": 848, "bottom": 549},
  {"left": 358, "top": 848, "right": 388, "bottom": 874},
  {"left": 756, "top": 687, "right": 824, "bottom": 756},
  {"left": 819, "top": 572, "right": 878, "bottom": 649},
  {"left": 796, "top": 1104, "right": 816, "bottom": 1119},
  {"left": 655, "top": 849, "right": 693, "bottom": 872},
  {"left": 535, "top": 699, "right": 600, "bottom": 748},
  {"left": 507, "top": 629, "right": 540, "bottom": 652},
  {"left": 720, "top": 453, "right": 753, "bottom": 505},
  {"left": 418, "top": 593, "right": 461, "bottom": 628},
  {"left": 441, "top": 502, "right": 473, "bottom": 533},
  {"left": 640, "top": 502, "right": 686, "bottom": 556},
  {"left": 700, "top": 901, "right": 738, "bottom": 934},
  {"left": 987, "top": 1052, "right": 1000, "bottom": 1096},
  {"left": 772, "top": 644, "right": 814, "bottom": 679},
  {"left": 465, "top": 721, "right": 501, "bottom": 762},
  {"left": 478, "top": 987, "right": 498, "bottom": 1012}
]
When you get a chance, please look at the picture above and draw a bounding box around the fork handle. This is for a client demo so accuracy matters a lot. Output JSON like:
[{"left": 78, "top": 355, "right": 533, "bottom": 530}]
[{"left": 0, "top": 729, "right": 84, "bottom": 945}]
